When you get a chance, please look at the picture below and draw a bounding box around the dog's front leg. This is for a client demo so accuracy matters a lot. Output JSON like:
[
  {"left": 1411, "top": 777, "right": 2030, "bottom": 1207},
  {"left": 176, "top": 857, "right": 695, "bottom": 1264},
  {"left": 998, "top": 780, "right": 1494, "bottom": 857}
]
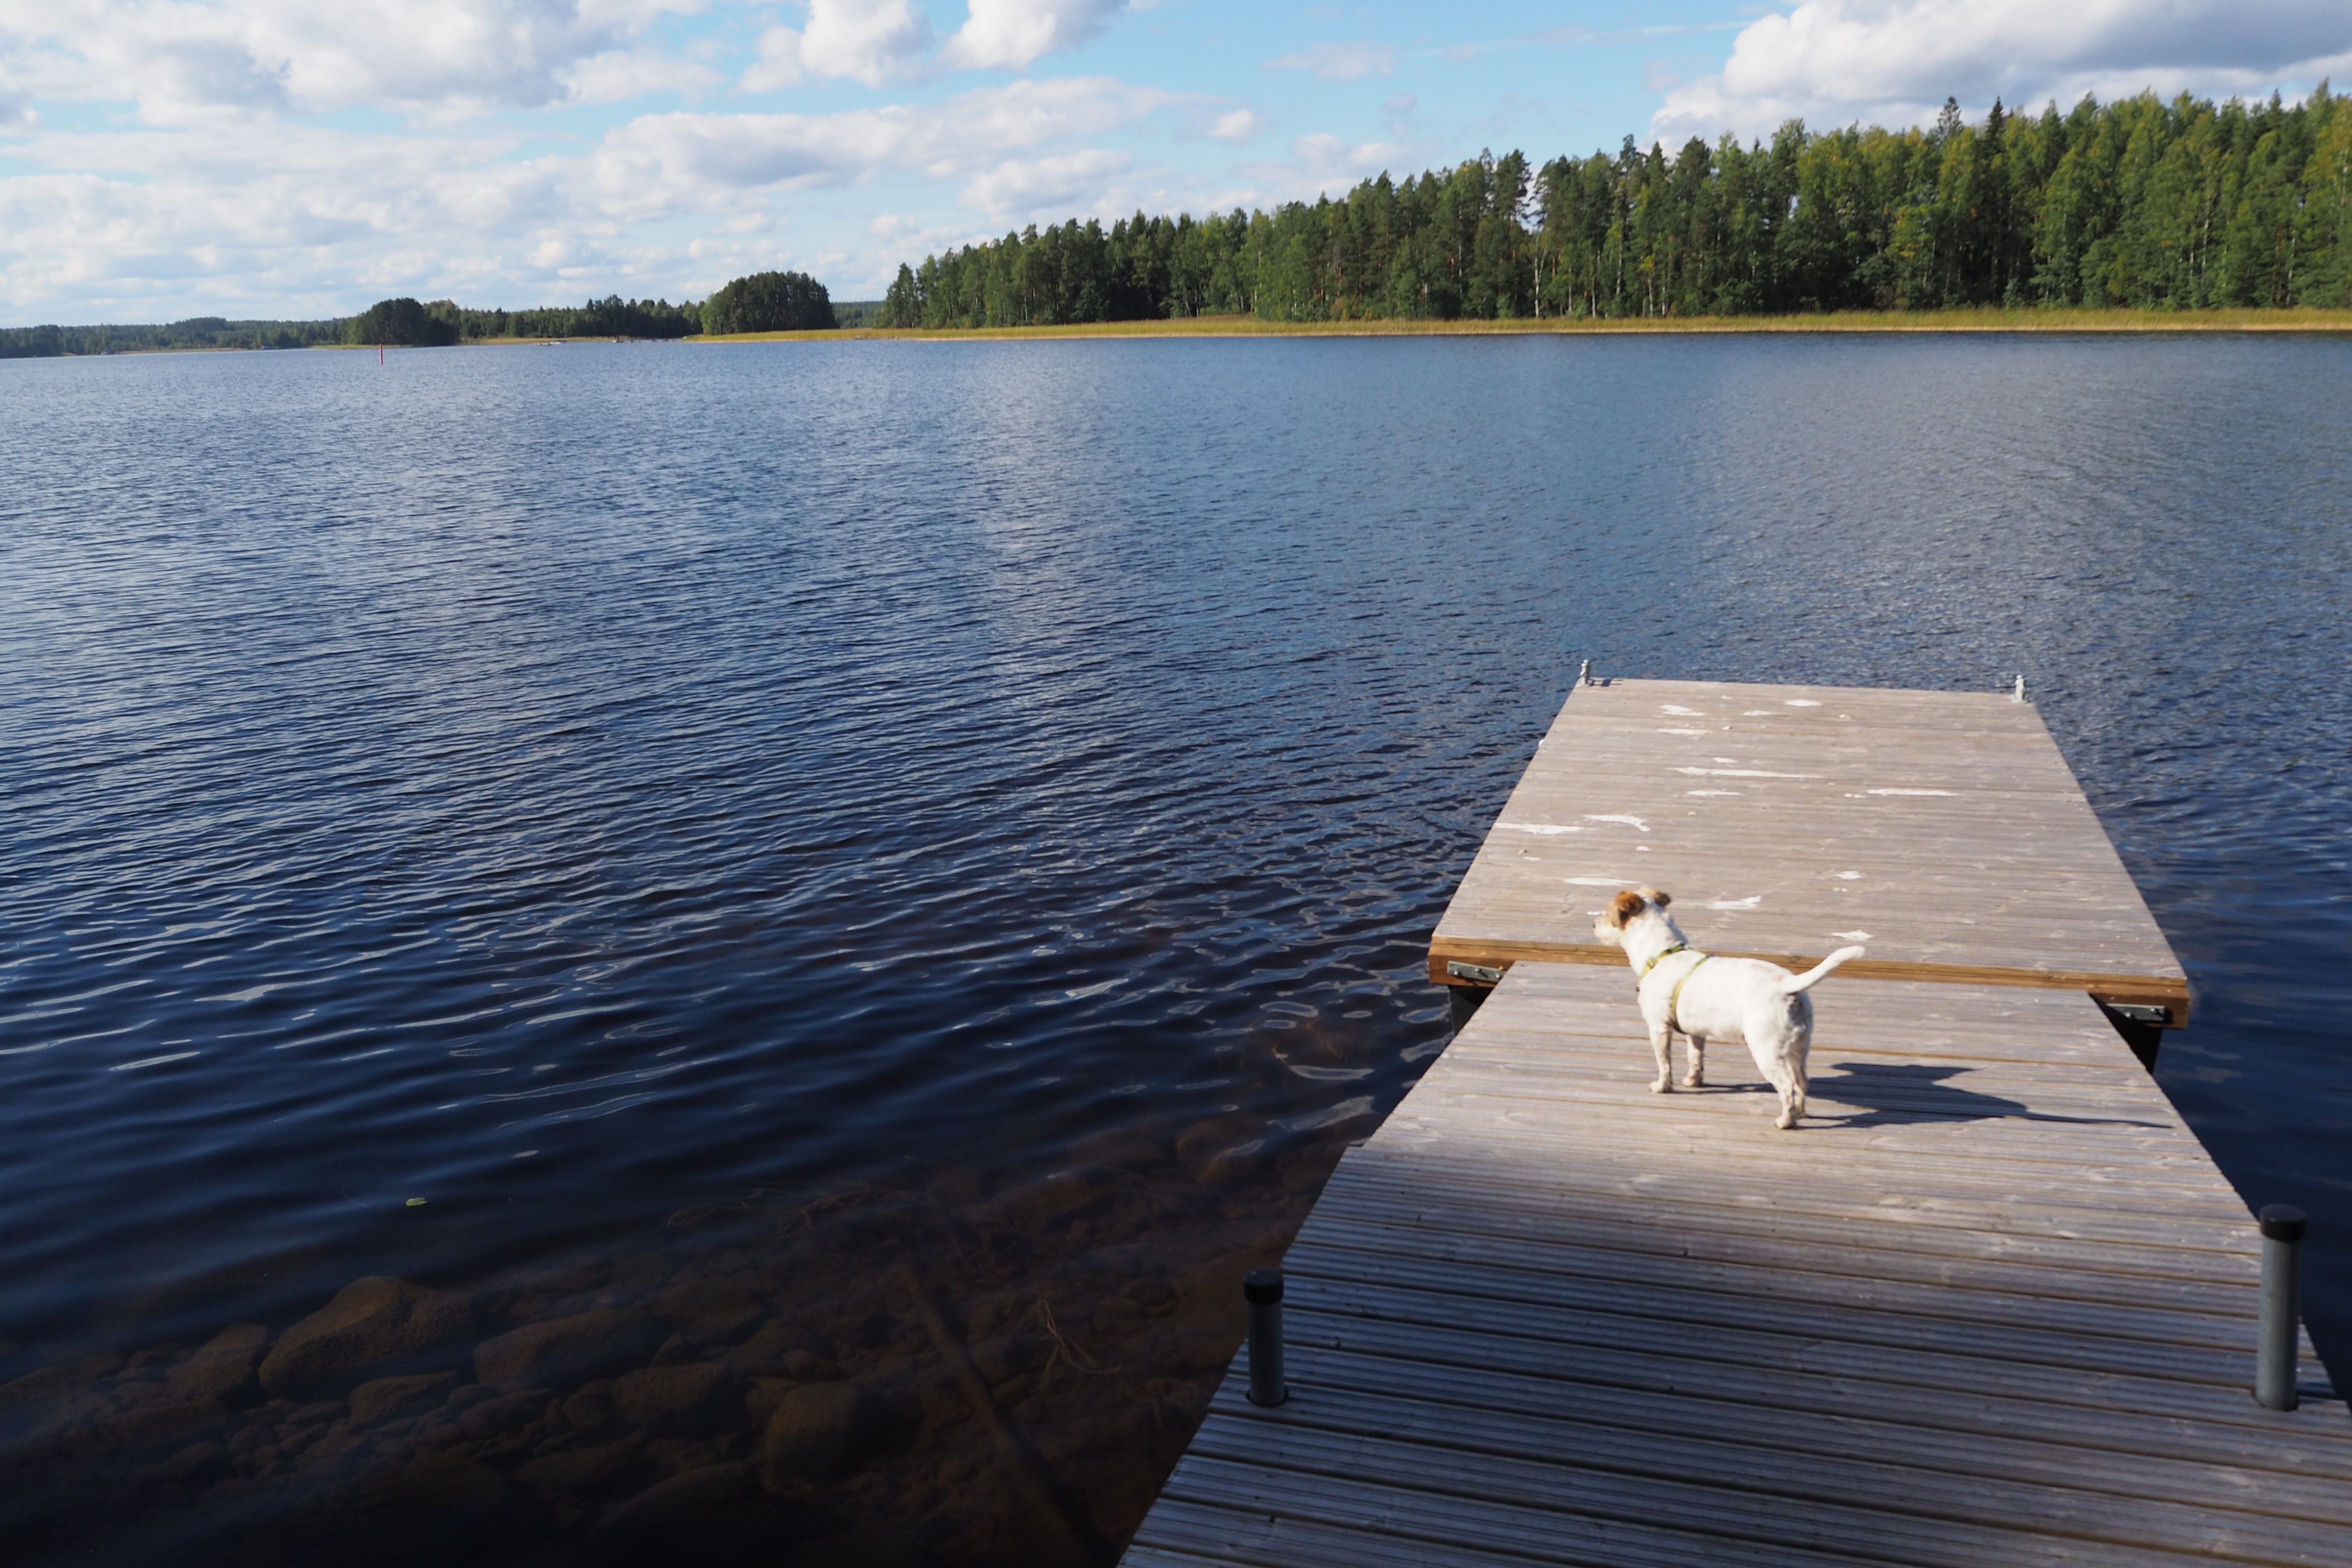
[
  {"left": 1648, "top": 1023, "right": 1675, "bottom": 1093},
  {"left": 1682, "top": 1034, "right": 1706, "bottom": 1089}
]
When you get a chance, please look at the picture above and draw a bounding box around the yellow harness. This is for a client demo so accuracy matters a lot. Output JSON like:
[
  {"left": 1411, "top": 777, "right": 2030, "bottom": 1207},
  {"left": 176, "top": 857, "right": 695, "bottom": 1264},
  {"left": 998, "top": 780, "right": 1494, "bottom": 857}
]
[{"left": 1638, "top": 942, "right": 1712, "bottom": 1033}]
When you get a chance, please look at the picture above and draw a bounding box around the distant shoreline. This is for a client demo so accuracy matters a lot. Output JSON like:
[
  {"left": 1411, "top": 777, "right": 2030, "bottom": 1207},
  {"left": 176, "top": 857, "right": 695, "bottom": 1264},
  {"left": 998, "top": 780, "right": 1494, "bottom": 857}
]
[
  {"left": 699, "top": 307, "right": 2352, "bottom": 343},
  {"left": 14, "top": 309, "right": 2350, "bottom": 357}
]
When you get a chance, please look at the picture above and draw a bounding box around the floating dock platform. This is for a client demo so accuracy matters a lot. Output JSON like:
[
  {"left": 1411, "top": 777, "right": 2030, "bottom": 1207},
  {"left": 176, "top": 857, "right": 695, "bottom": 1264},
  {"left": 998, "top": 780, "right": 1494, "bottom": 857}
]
[
  {"left": 1123, "top": 680, "right": 2346, "bottom": 1567},
  {"left": 1430, "top": 680, "right": 2189, "bottom": 1024}
]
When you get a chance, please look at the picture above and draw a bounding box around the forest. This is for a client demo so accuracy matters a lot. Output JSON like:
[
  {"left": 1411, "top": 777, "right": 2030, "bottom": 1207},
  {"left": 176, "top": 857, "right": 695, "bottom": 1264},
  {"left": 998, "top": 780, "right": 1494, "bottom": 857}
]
[
  {"left": 350, "top": 295, "right": 704, "bottom": 345},
  {"left": 2, "top": 275, "right": 826, "bottom": 356},
  {"left": 0, "top": 317, "right": 344, "bottom": 357},
  {"left": 878, "top": 87, "right": 2352, "bottom": 326}
]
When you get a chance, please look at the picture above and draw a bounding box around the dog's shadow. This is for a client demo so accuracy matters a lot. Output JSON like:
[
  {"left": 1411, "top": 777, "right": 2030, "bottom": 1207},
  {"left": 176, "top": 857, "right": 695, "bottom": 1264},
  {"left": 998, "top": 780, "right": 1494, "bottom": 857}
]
[{"left": 1801, "top": 1061, "right": 2163, "bottom": 1130}]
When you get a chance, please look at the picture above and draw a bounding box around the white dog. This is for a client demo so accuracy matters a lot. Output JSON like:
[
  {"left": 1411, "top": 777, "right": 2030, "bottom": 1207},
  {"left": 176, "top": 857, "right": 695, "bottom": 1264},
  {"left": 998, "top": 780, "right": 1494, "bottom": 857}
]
[{"left": 1592, "top": 887, "right": 1864, "bottom": 1129}]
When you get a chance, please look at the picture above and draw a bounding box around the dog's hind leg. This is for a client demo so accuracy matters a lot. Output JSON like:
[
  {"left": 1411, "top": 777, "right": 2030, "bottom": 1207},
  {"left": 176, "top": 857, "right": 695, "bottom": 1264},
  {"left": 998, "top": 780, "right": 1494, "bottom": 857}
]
[
  {"left": 1648, "top": 1024, "right": 1675, "bottom": 1093},
  {"left": 1784, "top": 1025, "right": 1810, "bottom": 1128},
  {"left": 1681, "top": 1034, "right": 1706, "bottom": 1089},
  {"left": 1777, "top": 1002, "right": 1812, "bottom": 1129},
  {"left": 1763, "top": 1052, "right": 1806, "bottom": 1129}
]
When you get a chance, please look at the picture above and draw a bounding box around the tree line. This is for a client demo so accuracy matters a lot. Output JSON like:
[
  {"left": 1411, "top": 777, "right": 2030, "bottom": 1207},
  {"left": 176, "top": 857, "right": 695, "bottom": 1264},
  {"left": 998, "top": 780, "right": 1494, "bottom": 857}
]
[
  {"left": 3, "top": 271, "right": 835, "bottom": 357},
  {"left": 0, "top": 317, "right": 344, "bottom": 358},
  {"left": 879, "top": 86, "right": 2352, "bottom": 326},
  {"left": 354, "top": 295, "right": 708, "bottom": 345}
]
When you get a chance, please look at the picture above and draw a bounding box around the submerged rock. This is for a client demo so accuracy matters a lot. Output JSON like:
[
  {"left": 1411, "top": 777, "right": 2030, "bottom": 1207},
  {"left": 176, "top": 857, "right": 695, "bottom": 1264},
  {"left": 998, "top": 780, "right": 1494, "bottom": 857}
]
[
  {"left": 612, "top": 1362, "right": 739, "bottom": 1437},
  {"left": 516, "top": 1435, "right": 645, "bottom": 1498},
  {"left": 1175, "top": 1115, "right": 1271, "bottom": 1186},
  {"left": 349, "top": 1371, "right": 458, "bottom": 1430},
  {"left": 88, "top": 1394, "right": 225, "bottom": 1457},
  {"left": 650, "top": 1280, "right": 762, "bottom": 1346},
  {"left": 257, "top": 1278, "right": 473, "bottom": 1401},
  {"left": 474, "top": 1308, "right": 666, "bottom": 1390},
  {"left": 562, "top": 1380, "right": 619, "bottom": 1440},
  {"left": 758, "top": 1380, "right": 893, "bottom": 1489},
  {"left": 995, "top": 1168, "right": 1113, "bottom": 1226},
  {"left": 458, "top": 1390, "right": 545, "bottom": 1439},
  {"left": 1067, "top": 1129, "right": 1169, "bottom": 1171},
  {"left": 166, "top": 1324, "right": 270, "bottom": 1407},
  {"left": 589, "top": 1460, "right": 752, "bottom": 1542},
  {"left": 723, "top": 1319, "right": 837, "bottom": 1379}
]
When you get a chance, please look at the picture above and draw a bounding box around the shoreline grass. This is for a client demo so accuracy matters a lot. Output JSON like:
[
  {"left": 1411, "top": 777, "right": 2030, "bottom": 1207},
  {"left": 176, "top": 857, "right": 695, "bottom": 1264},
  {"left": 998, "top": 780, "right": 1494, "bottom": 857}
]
[{"left": 697, "top": 306, "right": 2352, "bottom": 344}]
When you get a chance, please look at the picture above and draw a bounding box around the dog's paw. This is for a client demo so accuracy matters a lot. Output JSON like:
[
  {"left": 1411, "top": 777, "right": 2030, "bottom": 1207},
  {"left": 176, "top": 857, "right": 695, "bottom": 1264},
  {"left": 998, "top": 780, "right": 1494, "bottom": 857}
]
[
  {"left": 1775, "top": 1108, "right": 1799, "bottom": 1129},
  {"left": 1680, "top": 1071, "right": 1704, "bottom": 1089},
  {"left": 1648, "top": 1078, "right": 1673, "bottom": 1094}
]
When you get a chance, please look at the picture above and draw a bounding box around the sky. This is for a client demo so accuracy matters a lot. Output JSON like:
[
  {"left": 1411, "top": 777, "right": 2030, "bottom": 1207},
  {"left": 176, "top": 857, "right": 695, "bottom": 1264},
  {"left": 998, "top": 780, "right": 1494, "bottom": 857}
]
[{"left": 3, "top": 1, "right": 2350, "bottom": 322}]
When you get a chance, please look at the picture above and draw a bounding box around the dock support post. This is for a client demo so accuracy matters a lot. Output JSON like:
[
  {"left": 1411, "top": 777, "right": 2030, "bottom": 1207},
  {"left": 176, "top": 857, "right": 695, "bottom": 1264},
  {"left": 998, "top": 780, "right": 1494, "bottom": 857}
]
[
  {"left": 2257, "top": 1205, "right": 2307, "bottom": 1410},
  {"left": 1244, "top": 1269, "right": 1288, "bottom": 1407}
]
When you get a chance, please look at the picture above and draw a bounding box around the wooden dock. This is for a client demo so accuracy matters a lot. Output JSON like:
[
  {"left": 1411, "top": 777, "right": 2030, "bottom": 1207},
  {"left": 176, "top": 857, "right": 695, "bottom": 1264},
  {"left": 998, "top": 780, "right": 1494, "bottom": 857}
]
[{"left": 1122, "top": 681, "right": 2346, "bottom": 1567}]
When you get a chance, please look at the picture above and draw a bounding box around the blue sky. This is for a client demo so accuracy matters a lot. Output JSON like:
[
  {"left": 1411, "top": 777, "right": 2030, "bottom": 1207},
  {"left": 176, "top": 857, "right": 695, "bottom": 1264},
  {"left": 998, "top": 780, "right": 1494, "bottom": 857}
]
[{"left": 3, "top": 1, "right": 2348, "bottom": 322}]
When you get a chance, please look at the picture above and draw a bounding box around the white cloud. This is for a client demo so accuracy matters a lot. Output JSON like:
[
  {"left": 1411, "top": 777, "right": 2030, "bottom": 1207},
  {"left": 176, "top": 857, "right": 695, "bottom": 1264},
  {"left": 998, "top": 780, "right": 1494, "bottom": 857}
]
[
  {"left": 1655, "top": 0, "right": 2352, "bottom": 141},
  {"left": 0, "top": 71, "right": 40, "bottom": 130},
  {"left": 1265, "top": 41, "right": 1395, "bottom": 82},
  {"left": 1246, "top": 132, "right": 1420, "bottom": 200},
  {"left": 739, "top": 24, "right": 805, "bottom": 92},
  {"left": 798, "top": 0, "right": 935, "bottom": 88},
  {"left": 0, "top": 0, "right": 709, "bottom": 121},
  {"left": 1207, "top": 108, "right": 1265, "bottom": 143},
  {"left": 575, "top": 75, "right": 1175, "bottom": 217},
  {"left": 0, "top": 74, "right": 1182, "bottom": 317},
  {"left": 960, "top": 146, "right": 1131, "bottom": 215},
  {"left": 943, "top": 0, "right": 1126, "bottom": 71},
  {"left": 562, "top": 49, "right": 722, "bottom": 103}
]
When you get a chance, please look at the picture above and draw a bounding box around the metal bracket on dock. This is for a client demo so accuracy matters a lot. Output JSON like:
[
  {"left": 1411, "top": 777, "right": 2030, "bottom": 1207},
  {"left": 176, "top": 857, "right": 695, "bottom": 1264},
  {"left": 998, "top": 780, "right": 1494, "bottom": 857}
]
[
  {"left": 1446, "top": 961, "right": 1505, "bottom": 985},
  {"left": 2101, "top": 1001, "right": 2172, "bottom": 1025}
]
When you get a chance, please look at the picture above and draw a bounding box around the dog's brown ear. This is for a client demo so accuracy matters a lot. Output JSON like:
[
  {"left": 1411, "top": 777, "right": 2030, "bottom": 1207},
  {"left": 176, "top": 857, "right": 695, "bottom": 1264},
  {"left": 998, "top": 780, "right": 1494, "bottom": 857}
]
[
  {"left": 1636, "top": 886, "right": 1671, "bottom": 908},
  {"left": 1607, "top": 890, "right": 1646, "bottom": 926}
]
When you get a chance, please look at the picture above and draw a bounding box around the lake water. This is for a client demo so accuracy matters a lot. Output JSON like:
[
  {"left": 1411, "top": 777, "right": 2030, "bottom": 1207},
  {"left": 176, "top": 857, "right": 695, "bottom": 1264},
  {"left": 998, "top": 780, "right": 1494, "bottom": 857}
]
[{"left": 2, "top": 334, "right": 2347, "bottom": 1564}]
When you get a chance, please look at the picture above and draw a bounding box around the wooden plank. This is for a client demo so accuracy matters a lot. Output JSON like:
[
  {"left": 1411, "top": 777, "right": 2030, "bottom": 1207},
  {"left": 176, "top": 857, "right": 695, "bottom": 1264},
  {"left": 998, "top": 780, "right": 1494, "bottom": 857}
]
[
  {"left": 1276, "top": 1313, "right": 2352, "bottom": 1477},
  {"left": 1137, "top": 1486, "right": 1898, "bottom": 1568},
  {"left": 1310, "top": 1165, "right": 2269, "bottom": 1291},
  {"left": 1278, "top": 1276, "right": 2334, "bottom": 1451},
  {"left": 1287, "top": 1215, "right": 2268, "bottom": 1349},
  {"left": 1280, "top": 1237, "right": 2260, "bottom": 1384},
  {"left": 1158, "top": 1438, "right": 2315, "bottom": 1568},
  {"left": 1190, "top": 1382, "right": 2352, "bottom": 1545}
]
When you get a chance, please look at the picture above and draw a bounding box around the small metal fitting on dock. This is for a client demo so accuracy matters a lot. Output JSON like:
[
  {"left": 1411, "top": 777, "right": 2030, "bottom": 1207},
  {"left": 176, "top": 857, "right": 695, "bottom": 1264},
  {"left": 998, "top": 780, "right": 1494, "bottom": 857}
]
[
  {"left": 2013, "top": 674, "right": 2027, "bottom": 703},
  {"left": 1579, "top": 659, "right": 1595, "bottom": 688},
  {"left": 1243, "top": 1269, "right": 1288, "bottom": 1407},
  {"left": 2257, "top": 1205, "right": 2307, "bottom": 1410}
]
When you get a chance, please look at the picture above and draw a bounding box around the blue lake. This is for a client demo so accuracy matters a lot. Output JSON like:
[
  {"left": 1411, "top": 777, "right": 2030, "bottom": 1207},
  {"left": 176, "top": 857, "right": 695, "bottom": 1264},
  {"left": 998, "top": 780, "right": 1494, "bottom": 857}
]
[{"left": 2, "top": 334, "right": 2347, "bottom": 1562}]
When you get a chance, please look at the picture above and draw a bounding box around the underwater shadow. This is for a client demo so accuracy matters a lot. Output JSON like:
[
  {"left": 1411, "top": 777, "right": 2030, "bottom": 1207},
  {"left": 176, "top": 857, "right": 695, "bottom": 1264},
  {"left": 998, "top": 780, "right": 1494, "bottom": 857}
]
[{"left": 1808, "top": 1061, "right": 2164, "bottom": 1131}]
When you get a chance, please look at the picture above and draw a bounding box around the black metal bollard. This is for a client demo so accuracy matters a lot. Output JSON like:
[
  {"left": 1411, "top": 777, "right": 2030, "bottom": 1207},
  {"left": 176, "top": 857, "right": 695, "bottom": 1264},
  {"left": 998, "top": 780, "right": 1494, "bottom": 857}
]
[
  {"left": 1243, "top": 1269, "right": 1287, "bottom": 1408},
  {"left": 2257, "top": 1205, "right": 2307, "bottom": 1411}
]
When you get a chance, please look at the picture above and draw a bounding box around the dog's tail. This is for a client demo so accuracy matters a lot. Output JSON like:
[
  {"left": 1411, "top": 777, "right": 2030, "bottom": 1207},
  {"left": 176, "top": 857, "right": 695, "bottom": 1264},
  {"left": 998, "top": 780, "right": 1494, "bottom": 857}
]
[{"left": 1782, "top": 945, "right": 1866, "bottom": 994}]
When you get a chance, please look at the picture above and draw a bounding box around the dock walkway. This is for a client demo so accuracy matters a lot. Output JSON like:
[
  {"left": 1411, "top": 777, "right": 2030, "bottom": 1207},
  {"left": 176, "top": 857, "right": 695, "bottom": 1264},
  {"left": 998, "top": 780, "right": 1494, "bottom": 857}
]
[{"left": 1122, "top": 681, "right": 2347, "bottom": 1567}]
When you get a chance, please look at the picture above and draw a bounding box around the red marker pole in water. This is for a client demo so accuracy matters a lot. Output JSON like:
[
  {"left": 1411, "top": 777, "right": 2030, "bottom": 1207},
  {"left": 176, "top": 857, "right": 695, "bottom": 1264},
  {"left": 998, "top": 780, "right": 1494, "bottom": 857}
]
[{"left": 379, "top": 342, "right": 384, "bottom": 365}]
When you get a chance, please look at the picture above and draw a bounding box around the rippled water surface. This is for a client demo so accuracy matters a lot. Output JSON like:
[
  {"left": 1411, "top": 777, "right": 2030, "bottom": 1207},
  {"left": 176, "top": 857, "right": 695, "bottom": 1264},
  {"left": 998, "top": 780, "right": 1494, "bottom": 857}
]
[{"left": 3, "top": 335, "right": 2348, "bottom": 1564}]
